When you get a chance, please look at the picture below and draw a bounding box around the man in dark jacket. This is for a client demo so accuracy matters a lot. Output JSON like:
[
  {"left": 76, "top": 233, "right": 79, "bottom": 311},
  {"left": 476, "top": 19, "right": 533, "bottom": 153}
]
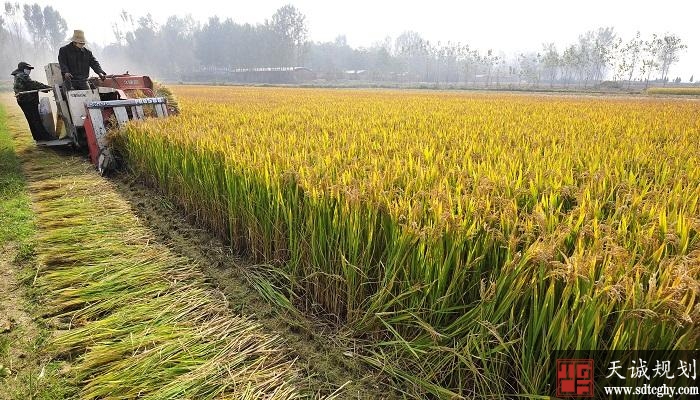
[
  {"left": 58, "top": 30, "right": 106, "bottom": 90},
  {"left": 11, "top": 61, "right": 54, "bottom": 141}
]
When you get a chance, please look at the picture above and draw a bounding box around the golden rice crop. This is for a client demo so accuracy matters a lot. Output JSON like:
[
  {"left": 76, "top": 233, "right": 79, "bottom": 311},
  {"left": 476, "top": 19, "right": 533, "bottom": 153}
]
[
  {"left": 647, "top": 87, "right": 700, "bottom": 95},
  {"left": 116, "top": 86, "right": 700, "bottom": 398}
]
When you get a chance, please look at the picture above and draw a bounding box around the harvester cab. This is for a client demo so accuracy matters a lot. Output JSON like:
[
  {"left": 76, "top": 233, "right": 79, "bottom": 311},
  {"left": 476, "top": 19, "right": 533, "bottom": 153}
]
[{"left": 31, "top": 63, "right": 172, "bottom": 174}]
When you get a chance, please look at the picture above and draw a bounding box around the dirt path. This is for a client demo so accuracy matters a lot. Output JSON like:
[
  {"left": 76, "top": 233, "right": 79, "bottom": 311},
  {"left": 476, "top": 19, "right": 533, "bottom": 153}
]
[
  {"left": 0, "top": 99, "right": 395, "bottom": 398},
  {"left": 0, "top": 103, "right": 74, "bottom": 399},
  {"left": 0, "top": 244, "right": 47, "bottom": 400}
]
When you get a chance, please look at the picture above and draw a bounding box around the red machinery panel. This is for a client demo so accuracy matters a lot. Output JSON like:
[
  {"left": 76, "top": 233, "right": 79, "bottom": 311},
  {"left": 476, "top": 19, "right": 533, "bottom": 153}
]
[
  {"left": 83, "top": 112, "right": 99, "bottom": 167},
  {"left": 82, "top": 108, "right": 115, "bottom": 168},
  {"left": 94, "top": 74, "right": 155, "bottom": 97}
]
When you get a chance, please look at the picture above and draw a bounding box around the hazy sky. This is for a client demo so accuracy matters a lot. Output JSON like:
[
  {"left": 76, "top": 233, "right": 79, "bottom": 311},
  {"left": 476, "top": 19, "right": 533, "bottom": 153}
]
[{"left": 39, "top": 0, "right": 698, "bottom": 80}]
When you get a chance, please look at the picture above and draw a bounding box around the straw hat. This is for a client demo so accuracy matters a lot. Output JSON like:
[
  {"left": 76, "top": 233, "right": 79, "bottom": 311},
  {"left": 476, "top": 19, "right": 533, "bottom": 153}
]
[{"left": 70, "top": 30, "right": 87, "bottom": 44}]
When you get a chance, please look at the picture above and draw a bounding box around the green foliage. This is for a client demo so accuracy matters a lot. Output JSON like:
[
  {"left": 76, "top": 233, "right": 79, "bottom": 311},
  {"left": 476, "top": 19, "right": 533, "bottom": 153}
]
[{"left": 0, "top": 107, "right": 33, "bottom": 245}]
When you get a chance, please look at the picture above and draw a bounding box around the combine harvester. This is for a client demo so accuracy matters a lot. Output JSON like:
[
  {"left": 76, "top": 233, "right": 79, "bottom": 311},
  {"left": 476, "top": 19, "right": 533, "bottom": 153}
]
[{"left": 16, "top": 63, "right": 173, "bottom": 174}]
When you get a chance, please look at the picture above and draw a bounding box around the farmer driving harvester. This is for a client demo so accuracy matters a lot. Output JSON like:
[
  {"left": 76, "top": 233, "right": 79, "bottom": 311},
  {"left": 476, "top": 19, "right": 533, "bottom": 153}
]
[
  {"left": 58, "top": 30, "right": 107, "bottom": 90},
  {"left": 10, "top": 27, "right": 172, "bottom": 172},
  {"left": 11, "top": 61, "right": 54, "bottom": 141}
]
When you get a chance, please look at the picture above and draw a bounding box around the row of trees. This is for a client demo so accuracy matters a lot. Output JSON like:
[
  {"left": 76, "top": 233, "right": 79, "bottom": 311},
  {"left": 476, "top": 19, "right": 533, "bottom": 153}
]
[
  {"left": 103, "top": 5, "right": 309, "bottom": 79},
  {"left": 0, "top": 2, "right": 68, "bottom": 78},
  {"left": 525, "top": 29, "right": 687, "bottom": 88},
  {"left": 328, "top": 27, "right": 687, "bottom": 88},
  {"left": 0, "top": 2, "right": 690, "bottom": 87},
  {"left": 108, "top": 6, "right": 688, "bottom": 87}
]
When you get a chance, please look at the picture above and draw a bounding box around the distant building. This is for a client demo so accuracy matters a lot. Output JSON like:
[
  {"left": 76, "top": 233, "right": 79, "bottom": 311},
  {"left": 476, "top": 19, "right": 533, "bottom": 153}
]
[{"left": 343, "top": 70, "right": 368, "bottom": 80}]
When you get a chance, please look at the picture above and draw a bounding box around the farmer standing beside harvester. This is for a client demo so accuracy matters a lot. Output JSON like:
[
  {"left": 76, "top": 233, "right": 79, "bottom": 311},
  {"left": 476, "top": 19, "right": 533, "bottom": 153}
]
[{"left": 11, "top": 61, "right": 54, "bottom": 142}]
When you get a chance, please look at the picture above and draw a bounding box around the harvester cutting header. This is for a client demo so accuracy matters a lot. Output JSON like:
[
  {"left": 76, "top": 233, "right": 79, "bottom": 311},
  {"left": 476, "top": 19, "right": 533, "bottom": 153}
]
[{"left": 12, "top": 29, "right": 173, "bottom": 174}]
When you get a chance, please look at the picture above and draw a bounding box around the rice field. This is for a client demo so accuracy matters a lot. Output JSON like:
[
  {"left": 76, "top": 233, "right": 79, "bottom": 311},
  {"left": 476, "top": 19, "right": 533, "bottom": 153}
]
[
  {"left": 115, "top": 87, "right": 700, "bottom": 397},
  {"left": 646, "top": 87, "right": 700, "bottom": 96}
]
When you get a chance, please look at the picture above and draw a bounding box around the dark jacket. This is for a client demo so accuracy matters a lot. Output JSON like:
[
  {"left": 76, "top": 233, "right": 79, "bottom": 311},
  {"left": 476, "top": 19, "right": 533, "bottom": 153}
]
[
  {"left": 11, "top": 70, "right": 51, "bottom": 103},
  {"left": 58, "top": 42, "right": 105, "bottom": 80}
]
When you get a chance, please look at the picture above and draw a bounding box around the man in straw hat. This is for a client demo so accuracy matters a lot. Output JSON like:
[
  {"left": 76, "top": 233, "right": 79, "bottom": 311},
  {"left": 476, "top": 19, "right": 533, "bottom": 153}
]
[
  {"left": 11, "top": 61, "right": 55, "bottom": 141},
  {"left": 58, "top": 29, "right": 107, "bottom": 90}
]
